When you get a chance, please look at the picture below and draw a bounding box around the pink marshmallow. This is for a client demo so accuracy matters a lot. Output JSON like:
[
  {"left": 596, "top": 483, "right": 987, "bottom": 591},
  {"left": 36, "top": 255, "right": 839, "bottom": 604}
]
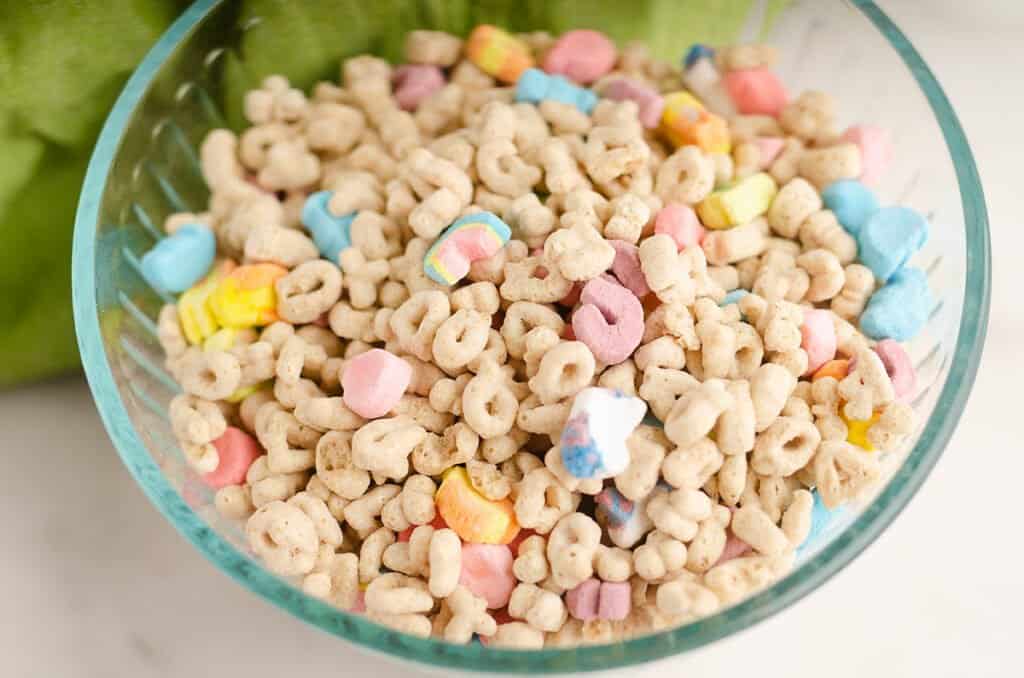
[
  {"left": 609, "top": 240, "right": 650, "bottom": 297},
  {"left": 542, "top": 29, "right": 617, "bottom": 84},
  {"left": 572, "top": 276, "right": 645, "bottom": 365},
  {"left": 597, "top": 581, "right": 631, "bottom": 620},
  {"left": 654, "top": 203, "right": 705, "bottom": 251},
  {"left": 801, "top": 309, "right": 838, "bottom": 376},
  {"left": 601, "top": 78, "right": 665, "bottom": 128},
  {"left": 341, "top": 349, "right": 412, "bottom": 419},
  {"left": 716, "top": 532, "right": 753, "bottom": 566},
  {"left": 754, "top": 137, "right": 786, "bottom": 168},
  {"left": 459, "top": 543, "right": 515, "bottom": 609},
  {"left": 841, "top": 124, "right": 893, "bottom": 186},
  {"left": 393, "top": 64, "right": 445, "bottom": 111},
  {"left": 204, "top": 426, "right": 263, "bottom": 489},
  {"left": 566, "top": 578, "right": 601, "bottom": 621},
  {"left": 723, "top": 67, "right": 788, "bottom": 116},
  {"left": 873, "top": 339, "right": 916, "bottom": 401}
]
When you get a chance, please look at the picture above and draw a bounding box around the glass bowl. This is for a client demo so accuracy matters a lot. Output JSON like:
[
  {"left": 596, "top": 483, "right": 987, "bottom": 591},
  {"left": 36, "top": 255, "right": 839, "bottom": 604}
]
[{"left": 72, "top": 0, "right": 991, "bottom": 671}]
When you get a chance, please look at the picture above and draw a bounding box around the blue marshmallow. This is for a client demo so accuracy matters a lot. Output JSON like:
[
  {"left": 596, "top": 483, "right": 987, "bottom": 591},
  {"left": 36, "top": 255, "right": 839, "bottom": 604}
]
[
  {"left": 857, "top": 206, "right": 929, "bottom": 282},
  {"left": 515, "top": 68, "right": 597, "bottom": 114},
  {"left": 860, "top": 266, "right": 931, "bottom": 341},
  {"left": 821, "top": 179, "right": 879, "bottom": 236},
  {"left": 796, "top": 491, "right": 846, "bottom": 559},
  {"left": 720, "top": 289, "right": 748, "bottom": 308},
  {"left": 301, "top": 190, "right": 355, "bottom": 265},
  {"left": 140, "top": 223, "right": 215, "bottom": 293},
  {"left": 683, "top": 44, "right": 715, "bottom": 70}
]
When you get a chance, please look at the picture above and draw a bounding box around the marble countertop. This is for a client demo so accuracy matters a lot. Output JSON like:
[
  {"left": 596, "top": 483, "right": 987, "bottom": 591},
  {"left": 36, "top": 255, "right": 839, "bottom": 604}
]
[{"left": 2, "top": 1, "right": 1020, "bottom": 676}]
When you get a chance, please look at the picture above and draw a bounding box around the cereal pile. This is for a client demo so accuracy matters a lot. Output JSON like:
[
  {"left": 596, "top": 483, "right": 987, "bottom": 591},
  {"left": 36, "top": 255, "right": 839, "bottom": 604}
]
[{"left": 149, "top": 25, "right": 930, "bottom": 648}]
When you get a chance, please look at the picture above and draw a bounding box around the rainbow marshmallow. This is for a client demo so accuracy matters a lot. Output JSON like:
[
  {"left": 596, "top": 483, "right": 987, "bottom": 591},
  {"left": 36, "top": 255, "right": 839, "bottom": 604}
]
[{"left": 423, "top": 211, "right": 511, "bottom": 286}]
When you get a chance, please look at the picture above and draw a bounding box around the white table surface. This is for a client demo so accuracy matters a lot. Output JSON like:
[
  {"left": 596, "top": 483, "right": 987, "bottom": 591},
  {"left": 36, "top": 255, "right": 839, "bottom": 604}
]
[{"left": 2, "top": 1, "right": 1021, "bottom": 676}]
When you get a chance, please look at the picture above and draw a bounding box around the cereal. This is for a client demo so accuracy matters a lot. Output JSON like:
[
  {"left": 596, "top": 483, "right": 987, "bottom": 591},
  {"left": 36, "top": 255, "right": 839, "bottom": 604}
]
[
  {"left": 702, "top": 218, "right": 767, "bottom": 265},
  {"left": 443, "top": 586, "right": 497, "bottom": 642},
  {"left": 544, "top": 221, "right": 616, "bottom": 282},
  {"left": 779, "top": 90, "right": 836, "bottom": 142},
  {"left": 831, "top": 263, "right": 875, "bottom": 321},
  {"left": 799, "top": 210, "right": 857, "bottom": 265},
  {"left": 246, "top": 500, "right": 319, "bottom": 576},
  {"left": 514, "top": 468, "right": 577, "bottom": 534},
  {"left": 405, "top": 30, "right": 463, "bottom": 67},
  {"left": 547, "top": 513, "right": 602, "bottom": 590},
  {"left": 160, "top": 25, "right": 926, "bottom": 648},
  {"left": 509, "top": 582, "right": 568, "bottom": 631},
  {"left": 275, "top": 260, "right": 343, "bottom": 324},
  {"left": 404, "top": 148, "right": 474, "bottom": 240},
  {"left": 633, "top": 530, "right": 687, "bottom": 582},
  {"left": 655, "top": 146, "right": 716, "bottom": 207},
  {"left": 813, "top": 440, "right": 881, "bottom": 509},
  {"left": 798, "top": 144, "right": 862, "bottom": 190}
]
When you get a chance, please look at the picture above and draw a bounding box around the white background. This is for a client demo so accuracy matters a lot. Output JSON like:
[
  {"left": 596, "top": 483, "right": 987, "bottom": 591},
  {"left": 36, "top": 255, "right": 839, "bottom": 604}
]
[{"left": 1, "top": 1, "right": 1020, "bottom": 676}]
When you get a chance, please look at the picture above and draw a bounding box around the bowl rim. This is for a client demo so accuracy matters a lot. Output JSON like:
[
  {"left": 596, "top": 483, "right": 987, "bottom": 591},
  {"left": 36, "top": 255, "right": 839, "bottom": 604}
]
[{"left": 72, "top": 0, "right": 991, "bottom": 671}]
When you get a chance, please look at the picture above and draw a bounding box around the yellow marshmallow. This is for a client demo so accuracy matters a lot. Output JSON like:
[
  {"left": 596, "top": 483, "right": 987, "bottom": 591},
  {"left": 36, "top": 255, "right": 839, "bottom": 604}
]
[
  {"left": 843, "top": 410, "right": 881, "bottom": 451},
  {"left": 208, "top": 263, "right": 287, "bottom": 329},
  {"left": 435, "top": 466, "right": 519, "bottom": 545},
  {"left": 177, "top": 259, "right": 236, "bottom": 345},
  {"left": 225, "top": 380, "right": 271, "bottom": 404},
  {"left": 202, "top": 327, "right": 242, "bottom": 352},
  {"left": 697, "top": 172, "right": 778, "bottom": 230},
  {"left": 660, "top": 91, "right": 731, "bottom": 153}
]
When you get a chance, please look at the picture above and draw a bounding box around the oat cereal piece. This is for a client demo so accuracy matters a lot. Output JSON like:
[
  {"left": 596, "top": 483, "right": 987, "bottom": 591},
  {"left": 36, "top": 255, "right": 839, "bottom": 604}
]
[{"left": 246, "top": 500, "right": 319, "bottom": 576}]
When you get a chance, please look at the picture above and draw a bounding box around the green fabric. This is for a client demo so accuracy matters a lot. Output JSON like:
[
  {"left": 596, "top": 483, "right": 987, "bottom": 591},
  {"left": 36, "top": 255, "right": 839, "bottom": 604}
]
[
  {"left": 0, "top": 0, "right": 188, "bottom": 387},
  {"left": 0, "top": 0, "right": 776, "bottom": 387}
]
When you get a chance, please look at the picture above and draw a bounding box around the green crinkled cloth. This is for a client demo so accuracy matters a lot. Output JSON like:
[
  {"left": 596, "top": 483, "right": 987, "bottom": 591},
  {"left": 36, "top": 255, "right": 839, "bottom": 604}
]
[{"left": 0, "top": 0, "right": 784, "bottom": 387}]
